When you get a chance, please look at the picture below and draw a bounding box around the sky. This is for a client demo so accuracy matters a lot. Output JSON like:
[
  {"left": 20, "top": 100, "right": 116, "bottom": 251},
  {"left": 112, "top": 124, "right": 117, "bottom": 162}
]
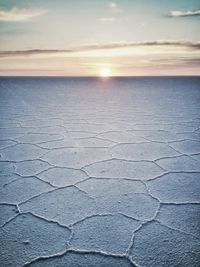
[{"left": 0, "top": 0, "right": 199, "bottom": 76}]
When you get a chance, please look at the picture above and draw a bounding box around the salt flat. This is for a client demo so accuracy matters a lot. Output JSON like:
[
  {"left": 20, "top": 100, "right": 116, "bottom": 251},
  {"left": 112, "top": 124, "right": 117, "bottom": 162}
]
[{"left": 0, "top": 77, "right": 200, "bottom": 267}]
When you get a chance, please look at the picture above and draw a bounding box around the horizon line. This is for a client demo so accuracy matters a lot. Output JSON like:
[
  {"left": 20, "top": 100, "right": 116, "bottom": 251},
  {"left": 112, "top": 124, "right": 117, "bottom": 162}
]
[{"left": 0, "top": 75, "right": 200, "bottom": 78}]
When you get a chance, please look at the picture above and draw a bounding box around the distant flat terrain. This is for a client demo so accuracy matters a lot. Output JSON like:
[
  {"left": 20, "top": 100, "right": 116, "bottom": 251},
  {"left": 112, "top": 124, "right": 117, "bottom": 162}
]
[{"left": 0, "top": 77, "right": 200, "bottom": 267}]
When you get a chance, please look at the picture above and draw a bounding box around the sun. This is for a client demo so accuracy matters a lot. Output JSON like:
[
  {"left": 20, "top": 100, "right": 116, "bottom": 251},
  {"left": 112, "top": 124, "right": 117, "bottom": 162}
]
[{"left": 100, "top": 67, "right": 111, "bottom": 78}]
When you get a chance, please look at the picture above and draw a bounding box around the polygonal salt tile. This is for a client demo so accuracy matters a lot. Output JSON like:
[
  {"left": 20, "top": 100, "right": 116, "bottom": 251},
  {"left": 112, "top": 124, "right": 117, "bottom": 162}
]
[
  {"left": 15, "top": 160, "right": 51, "bottom": 176},
  {"left": 0, "top": 140, "right": 16, "bottom": 150},
  {"left": 165, "top": 124, "right": 197, "bottom": 133},
  {"left": 0, "top": 213, "right": 71, "bottom": 267},
  {"left": 129, "top": 130, "right": 181, "bottom": 142},
  {"left": 27, "top": 251, "right": 133, "bottom": 267},
  {"left": 83, "top": 159, "right": 164, "bottom": 180},
  {"left": 76, "top": 137, "right": 115, "bottom": 147},
  {"left": 42, "top": 147, "right": 111, "bottom": 168},
  {"left": 64, "top": 119, "right": 88, "bottom": 124},
  {"left": 128, "top": 124, "right": 170, "bottom": 131},
  {"left": 0, "top": 204, "right": 18, "bottom": 226},
  {"left": 191, "top": 154, "right": 200, "bottom": 162},
  {"left": 65, "top": 123, "right": 114, "bottom": 133},
  {"left": 106, "top": 122, "right": 137, "bottom": 132},
  {"left": 78, "top": 178, "right": 146, "bottom": 197},
  {"left": 71, "top": 214, "right": 141, "bottom": 254},
  {"left": 29, "top": 125, "right": 67, "bottom": 134},
  {"left": 0, "top": 174, "right": 21, "bottom": 188},
  {"left": 112, "top": 142, "right": 180, "bottom": 161},
  {"left": 96, "top": 193, "right": 159, "bottom": 221},
  {"left": 20, "top": 186, "right": 96, "bottom": 225},
  {"left": 38, "top": 167, "right": 88, "bottom": 187},
  {"left": 0, "top": 162, "right": 15, "bottom": 175},
  {"left": 147, "top": 173, "right": 200, "bottom": 203},
  {"left": 131, "top": 221, "right": 200, "bottom": 267},
  {"left": 0, "top": 120, "right": 19, "bottom": 128},
  {"left": 157, "top": 204, "right": 200, "bottom": 237},
  {"left": 97, "top": 131, "right": 146, "bottom": 143},
  {"left": 16, "top": 133, "right": 63, "bottom": 144},
  {"left": 39, "top": 137, "right": 77, "bottom": 149},
  {"left": 0, "top": 177, "right": 53, "bottom": 204},
  {"left": 0, "top": 128, "right": 28, "bottom": 139},
  {"left": 176, "top": 132, "right": 200, "bottom": 142},
  {"left": 21, "top": 119, "right": 63, "bottom": 127},
  {"left": 0, "top": 144, "right": 48, "bottom": 162},
  {"left": 156, "top": 155, "right": 200, "bottom": 172},
  {"left": 169, "top": 140, "right": 200, "bottom": 155},
  {"left": 68, "top": 131, "right": 97, "bottom": 139}
]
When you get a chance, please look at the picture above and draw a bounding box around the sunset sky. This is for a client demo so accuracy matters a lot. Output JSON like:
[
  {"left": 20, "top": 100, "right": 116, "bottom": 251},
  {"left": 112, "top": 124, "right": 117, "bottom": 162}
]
[{"left": 0, "top": 0, "right": 199, "bottom": 76}]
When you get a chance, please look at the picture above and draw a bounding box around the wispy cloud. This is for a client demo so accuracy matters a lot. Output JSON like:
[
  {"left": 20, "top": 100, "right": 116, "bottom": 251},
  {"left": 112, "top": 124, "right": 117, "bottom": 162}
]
[
  {"left": 150, "top": 57, "right": 200, "bottom": 66},
  {"left": 0, "top": 7, "right": 47, "bottom": 22},
  {"left": 0, "top": 40, "right": 199, "bottom": 58},
  {"left": 78, "top": 40, "right": 200, "bottom": 50},
  {"left": 99, "top": 17, "right": 115, "bottom": 23},
  {"left": 108, "top": 2, "right": 123, "bottom": 13},
  {"left": 169, "top": 9, "right": 200, "bottom": 17}
]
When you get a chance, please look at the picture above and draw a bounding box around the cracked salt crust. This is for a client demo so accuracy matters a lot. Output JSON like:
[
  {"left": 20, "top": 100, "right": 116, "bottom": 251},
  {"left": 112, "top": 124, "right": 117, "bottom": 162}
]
[{"left": 0, "top": 77, "right": 199, "bottom": 267}]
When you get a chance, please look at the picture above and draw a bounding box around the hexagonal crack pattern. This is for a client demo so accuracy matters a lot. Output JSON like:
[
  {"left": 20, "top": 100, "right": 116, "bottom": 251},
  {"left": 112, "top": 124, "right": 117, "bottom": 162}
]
[{"left": 0, "top": 77, "right": 199, "bottom": 267}]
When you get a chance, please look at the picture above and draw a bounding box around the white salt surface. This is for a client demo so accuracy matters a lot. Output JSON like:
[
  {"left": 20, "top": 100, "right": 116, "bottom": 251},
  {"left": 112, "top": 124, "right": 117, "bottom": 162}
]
[{"left": 0, "top": 77, "right": 199, "bottom": 267}]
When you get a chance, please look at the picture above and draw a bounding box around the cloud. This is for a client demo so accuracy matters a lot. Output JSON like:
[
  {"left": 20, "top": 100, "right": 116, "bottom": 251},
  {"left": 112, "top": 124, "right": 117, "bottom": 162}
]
[
  {"left": 108, "top": 2, "right": 123, "bottom": 13},
  {"left": 99, "top": 17, "right": 115, "bottom": 23},
  {"left": 78, "top": 41, "right": 200, "bottom": 51},
  {"left": 0, "top": 40, "right": 199, "bottom": 58},
  {"left": 150, "top": 57, "right": 200, "bottom": 66},
  {"left": 0, "top": 7, "right": 47, "bottom": 22},
  {"left": 169, "top": 9, "right": 200, "bottom": 17}
]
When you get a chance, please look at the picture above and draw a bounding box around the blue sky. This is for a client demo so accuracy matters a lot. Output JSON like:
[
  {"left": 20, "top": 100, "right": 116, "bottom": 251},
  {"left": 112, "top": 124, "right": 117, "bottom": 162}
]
[{"left": 0, "top": 0, "right": 199, "bottom": 76}]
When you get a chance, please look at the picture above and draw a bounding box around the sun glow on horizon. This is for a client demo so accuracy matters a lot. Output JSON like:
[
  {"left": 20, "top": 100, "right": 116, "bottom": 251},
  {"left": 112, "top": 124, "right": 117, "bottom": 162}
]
[{"left": 100, "top": 67, "right": 111, "bottom": 77}]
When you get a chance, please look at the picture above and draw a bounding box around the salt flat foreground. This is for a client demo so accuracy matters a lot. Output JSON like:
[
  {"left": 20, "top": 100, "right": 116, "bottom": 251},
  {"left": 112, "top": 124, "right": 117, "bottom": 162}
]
[{"left": 0, "top": 77, "right": 200, "bottom": 267}]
